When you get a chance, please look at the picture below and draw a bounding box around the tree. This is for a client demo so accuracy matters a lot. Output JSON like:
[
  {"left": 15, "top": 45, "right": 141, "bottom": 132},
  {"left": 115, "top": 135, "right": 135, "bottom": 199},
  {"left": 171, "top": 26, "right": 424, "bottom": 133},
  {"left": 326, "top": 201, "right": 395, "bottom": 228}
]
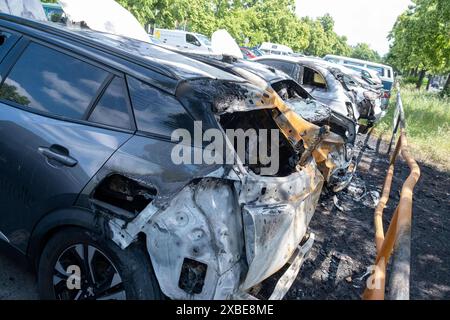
[
  {"left": 57, "top": 0, "right": 380, "bottom": 61},
  {"left": 351, "top": 43, "right": 381, "bottom": 62},
  {"left": 387, "top": 0, "right": 450, "bottom": 90},
  {"left": 301, "top": 15, "right": 353, "bottom": 57}
]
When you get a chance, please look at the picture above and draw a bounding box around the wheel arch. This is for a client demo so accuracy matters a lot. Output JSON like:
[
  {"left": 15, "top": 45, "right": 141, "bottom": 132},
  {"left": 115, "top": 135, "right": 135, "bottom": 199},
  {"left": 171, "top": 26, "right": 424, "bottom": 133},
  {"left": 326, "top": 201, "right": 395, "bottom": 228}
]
[{"left": 27, "top": 207, "right": 107, "bottom": 270}]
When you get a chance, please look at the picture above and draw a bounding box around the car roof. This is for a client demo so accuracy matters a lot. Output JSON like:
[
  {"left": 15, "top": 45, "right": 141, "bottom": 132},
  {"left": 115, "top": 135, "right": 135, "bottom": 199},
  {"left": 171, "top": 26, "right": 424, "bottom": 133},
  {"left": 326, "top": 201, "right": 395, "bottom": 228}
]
[
  {"left": 255, "top": 55, "right": 359, "bottom": 75},
  {"left": 324, "top": 54, "right": 393, "bottom": 70},
  {"left": 0, "top": 14, "right": 243, "bottom": 94},
  {"left": 173, "top": 51, "right": 292, "bottom": 84},
  {"left": 233, "top": 60, "right": 292, "bottom": 83}
]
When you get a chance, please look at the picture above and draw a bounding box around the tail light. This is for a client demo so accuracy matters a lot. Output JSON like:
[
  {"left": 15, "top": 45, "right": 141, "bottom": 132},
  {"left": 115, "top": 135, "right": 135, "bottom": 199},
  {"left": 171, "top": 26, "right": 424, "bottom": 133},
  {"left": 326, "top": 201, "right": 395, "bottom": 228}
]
[{"left": 383, "top": 91, "right": 391, "bottom": 99}]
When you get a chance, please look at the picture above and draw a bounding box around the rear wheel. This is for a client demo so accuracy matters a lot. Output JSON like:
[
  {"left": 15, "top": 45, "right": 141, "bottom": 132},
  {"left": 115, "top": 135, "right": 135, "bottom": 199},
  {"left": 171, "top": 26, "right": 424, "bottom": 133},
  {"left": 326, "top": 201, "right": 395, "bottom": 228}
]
[{"left": 37, "top": 227, "right": 163, "bottom": 300}]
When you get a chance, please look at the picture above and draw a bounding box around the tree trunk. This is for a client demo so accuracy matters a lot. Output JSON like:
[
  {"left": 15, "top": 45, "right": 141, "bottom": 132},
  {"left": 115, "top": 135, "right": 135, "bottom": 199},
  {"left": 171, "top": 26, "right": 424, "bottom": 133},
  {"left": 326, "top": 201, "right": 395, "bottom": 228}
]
[
  {"left": 426, "top": 75, "right": 432, "bottom": 91},
  {"left": 413, "top": 67, "right": 419, "bottom": 77},
  {"left": 444, "top": 74, "right": 450, "bottom": 92},
  {"left": 416, "top": 69, "right": 426, "bottom": 89}
]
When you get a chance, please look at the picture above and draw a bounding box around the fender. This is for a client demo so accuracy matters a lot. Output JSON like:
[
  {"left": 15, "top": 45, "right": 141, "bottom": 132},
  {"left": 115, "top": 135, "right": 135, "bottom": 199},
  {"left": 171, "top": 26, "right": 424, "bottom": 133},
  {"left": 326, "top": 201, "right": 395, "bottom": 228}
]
[{"left": 27, "top": 207, "right": 109, "bottom": 268}]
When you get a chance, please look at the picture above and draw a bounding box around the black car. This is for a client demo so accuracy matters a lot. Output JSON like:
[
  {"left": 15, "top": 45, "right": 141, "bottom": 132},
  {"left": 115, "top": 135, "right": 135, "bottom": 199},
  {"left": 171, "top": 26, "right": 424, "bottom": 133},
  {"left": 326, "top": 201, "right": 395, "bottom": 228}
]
[{"left": 0, "top": 14, "right": 348, "bottom": 300}]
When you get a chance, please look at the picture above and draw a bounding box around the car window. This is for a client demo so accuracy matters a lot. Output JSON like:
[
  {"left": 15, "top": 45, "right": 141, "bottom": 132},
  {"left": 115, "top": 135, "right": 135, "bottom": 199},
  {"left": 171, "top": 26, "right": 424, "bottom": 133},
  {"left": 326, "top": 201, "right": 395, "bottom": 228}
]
[
  {"left": 0, "top": 42, "right": 108, "bottom": 119},
  {"left": 196, "top": 34, "right": 211, "bottom": 46},
  {"left": 127, "top": 77, "right": 194, "bottom": 137},
  {"left": 344, "top": 61, "right": 364, "bottom": 67},
  {"left": 327, "top": 58, "right": 340, "bottom": 64},
  {"left": 367, "top": 65, "right": 384, "bottom": 77},
  {"left": 88, "top": 77, "right": 132, "bottom": 130},
  {"left": 0, "top": 29, "right": 20, "bottom": 63},
  {"left": 186, "top": 34, "right": 201, "bottom": 46},
  {"left": 303, "top": 67, "right": 327, "bottom": 89}
]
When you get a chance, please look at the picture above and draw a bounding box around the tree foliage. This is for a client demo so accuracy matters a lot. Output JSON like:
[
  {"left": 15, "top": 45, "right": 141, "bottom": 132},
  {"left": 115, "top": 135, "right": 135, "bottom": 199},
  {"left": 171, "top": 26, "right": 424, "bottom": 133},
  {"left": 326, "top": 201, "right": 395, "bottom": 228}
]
[
  {"left": 387, "top": 0, "right": 450, "bottom": 78},
  {"left": 351, "top": 43, "right": 381, "bottom": 63},
  {"left": 44, "top": 0, "right": 381, "bottom": 59},
  {"left": 114, "top": 0, "right": 375, "bottom": 57}
]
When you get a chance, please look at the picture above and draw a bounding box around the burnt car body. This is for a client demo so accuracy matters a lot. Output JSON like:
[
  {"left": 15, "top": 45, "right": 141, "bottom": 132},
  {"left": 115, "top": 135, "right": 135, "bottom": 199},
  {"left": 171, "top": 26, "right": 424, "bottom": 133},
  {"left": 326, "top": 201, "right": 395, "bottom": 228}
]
[
  {"left": 0, "top": 14, "right": 347, "bottom": 300},
  {"left": 329, "top": 63, "right": 385, "bottom": 125},
  {"left": 255, "top": 56, "right": 385, "bottom": 127},
  {"left": 231, "top": 59, "right": 358, "bottom": 147},
  {"left": 174, "top": 53, "right": 358, "bottom": 190}
]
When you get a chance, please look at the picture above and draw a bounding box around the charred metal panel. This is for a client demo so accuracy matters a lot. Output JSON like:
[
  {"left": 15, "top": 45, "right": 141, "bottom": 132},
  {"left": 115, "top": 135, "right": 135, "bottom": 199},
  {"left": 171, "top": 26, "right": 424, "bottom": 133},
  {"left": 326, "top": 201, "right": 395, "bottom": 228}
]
[
  {"left": 239, "top": 158, "right": 323, "bottom": 289},
  {"left": 143, "top": 179, "right": 244, "bottom": 299}
]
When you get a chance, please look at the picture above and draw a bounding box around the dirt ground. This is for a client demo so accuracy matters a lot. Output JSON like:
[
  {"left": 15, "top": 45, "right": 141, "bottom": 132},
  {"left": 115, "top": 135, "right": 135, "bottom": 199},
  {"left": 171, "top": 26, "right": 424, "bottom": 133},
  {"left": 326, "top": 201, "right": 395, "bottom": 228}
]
[
  {"left": 0, "top": 133, "right": 449, "bottom": 300},
  {"left": 286, "top": 132, "right": 450, "bottom": 300}
]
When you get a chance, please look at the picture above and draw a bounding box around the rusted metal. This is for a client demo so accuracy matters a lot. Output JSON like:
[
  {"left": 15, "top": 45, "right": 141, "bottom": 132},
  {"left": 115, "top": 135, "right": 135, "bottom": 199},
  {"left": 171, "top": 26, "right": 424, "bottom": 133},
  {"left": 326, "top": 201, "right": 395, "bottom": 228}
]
[{"left": 363, "top": 85, "right": 420, "bottom": 300}]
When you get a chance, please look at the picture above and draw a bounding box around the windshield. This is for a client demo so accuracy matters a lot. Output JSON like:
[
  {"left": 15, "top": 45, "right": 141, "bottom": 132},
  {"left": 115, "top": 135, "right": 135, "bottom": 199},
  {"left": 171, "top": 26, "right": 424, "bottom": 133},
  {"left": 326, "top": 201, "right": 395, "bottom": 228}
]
[
  {"left": 253, "top": 49, "right": 264, "bottom": 56},
  {"left": 196, "top": 34, "right": 211, "bottom": 46}
]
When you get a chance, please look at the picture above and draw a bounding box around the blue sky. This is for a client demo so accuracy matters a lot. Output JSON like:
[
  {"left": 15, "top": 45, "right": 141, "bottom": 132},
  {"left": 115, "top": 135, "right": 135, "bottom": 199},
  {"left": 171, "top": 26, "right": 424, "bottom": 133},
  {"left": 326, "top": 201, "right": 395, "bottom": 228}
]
[{"left": 295, "top": 0, "right": 412, "bottom": 55}]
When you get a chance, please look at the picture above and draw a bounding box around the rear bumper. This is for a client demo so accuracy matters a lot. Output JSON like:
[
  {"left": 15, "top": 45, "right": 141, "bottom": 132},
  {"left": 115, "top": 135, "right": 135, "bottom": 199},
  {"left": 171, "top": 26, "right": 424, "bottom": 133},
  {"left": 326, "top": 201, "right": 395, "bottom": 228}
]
[
  {"left": 239, "top": 159, "right": 323, "bottom": 291},
  {"left": 233, "top": 233, "right": 315, "bottom": 300}
]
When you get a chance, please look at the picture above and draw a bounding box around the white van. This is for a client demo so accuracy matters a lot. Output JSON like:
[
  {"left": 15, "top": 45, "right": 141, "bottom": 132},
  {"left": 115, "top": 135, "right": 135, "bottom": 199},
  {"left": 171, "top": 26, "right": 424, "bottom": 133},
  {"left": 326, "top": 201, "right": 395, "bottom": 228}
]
[
  {"left": 258, "top": 42, "right": 293, "bottom": 56},
  {"left": 323, "top": 54, "right": 395, "bottom": 91},
  {"left": 153, "top": 28, "right": 213, "bottom": 53}
]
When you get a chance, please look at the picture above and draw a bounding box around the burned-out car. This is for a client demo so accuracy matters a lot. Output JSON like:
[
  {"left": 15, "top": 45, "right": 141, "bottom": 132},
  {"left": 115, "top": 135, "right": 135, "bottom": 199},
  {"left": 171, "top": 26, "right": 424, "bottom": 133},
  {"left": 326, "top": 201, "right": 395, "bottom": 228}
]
[
  {"left": 177, "top": 53, "right": 358, "bottom": 191},
  {"left": 255, "top": 56, "right": 385, "bottom": 128},
  {"left": 0, "top": 14, "right": 347, "bottom": 300}
]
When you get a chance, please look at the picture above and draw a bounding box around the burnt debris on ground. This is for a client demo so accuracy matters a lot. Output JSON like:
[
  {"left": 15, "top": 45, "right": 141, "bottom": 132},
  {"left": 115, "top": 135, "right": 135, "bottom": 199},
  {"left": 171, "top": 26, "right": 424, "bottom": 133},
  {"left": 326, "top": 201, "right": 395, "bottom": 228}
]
[{"left": 287, "top": 132, "right": 450, "bottom": 300}]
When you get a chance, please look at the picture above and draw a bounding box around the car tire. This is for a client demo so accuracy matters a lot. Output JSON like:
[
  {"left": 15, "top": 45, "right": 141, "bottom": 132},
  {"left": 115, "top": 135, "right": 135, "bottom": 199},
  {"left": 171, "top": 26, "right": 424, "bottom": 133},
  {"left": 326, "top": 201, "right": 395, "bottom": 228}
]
[{"left": 37, "top": 227, "right": 163, "bottom": 300}]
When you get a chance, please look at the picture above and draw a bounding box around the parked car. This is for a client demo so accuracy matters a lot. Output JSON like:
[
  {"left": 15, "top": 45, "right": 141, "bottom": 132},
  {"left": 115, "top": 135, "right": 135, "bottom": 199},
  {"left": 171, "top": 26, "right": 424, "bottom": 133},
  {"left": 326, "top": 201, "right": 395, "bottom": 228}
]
[
  {"left": 41, "top": 2, "right": 65, "bottom": 21},
  {"left": 255, "top": 56, "right": 361, "bottom": 123},
  {"left": 179, "top": 52, "right": 357, "bottom": 190},
  {"left": 343, "top": 64, "right": 383, "bottom": 86},
  {"left": 324, "top": 62, "right": 385, "bottom": 125},
  {"left": 250, "top": 47, "right": 265, "bottom": 57},
  {"left": 240, "top": 47, "right": 256, "bottom": 60},
  {"left": 323, "top": 54, "right": 395, "bottom": 92},
  {"left": 258, "top": 42, "right": 293, "bottom": 56},
  {"left": 255, "top": 56, "right": 385, "bottom": 127},
  {"left": 152, "top": 28, "right": 213, "bottom": 53},
  {"left": 0, "top": 13, "right": 348, "bottom": 300}
]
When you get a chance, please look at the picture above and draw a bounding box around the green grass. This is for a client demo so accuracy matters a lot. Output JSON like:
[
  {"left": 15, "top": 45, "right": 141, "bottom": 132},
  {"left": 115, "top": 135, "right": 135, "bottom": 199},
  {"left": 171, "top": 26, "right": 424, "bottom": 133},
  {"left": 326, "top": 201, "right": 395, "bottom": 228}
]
[{"left": 375, "top": 84, "right": 450, "bottom": 172}]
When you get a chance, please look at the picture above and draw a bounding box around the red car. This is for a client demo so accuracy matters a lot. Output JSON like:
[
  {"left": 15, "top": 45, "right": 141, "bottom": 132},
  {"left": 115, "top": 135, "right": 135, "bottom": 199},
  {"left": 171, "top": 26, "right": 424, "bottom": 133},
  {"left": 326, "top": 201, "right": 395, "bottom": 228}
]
[{"left": 240, "top": 47, "right": 257, "bottom": 60}]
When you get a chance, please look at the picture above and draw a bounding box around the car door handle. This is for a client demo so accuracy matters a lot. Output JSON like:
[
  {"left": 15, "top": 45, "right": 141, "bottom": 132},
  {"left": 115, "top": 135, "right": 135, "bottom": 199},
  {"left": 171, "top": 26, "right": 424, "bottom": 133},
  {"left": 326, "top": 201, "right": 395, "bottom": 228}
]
[{"left": 38, "top": 146, "right": 78, "bottom": 167}]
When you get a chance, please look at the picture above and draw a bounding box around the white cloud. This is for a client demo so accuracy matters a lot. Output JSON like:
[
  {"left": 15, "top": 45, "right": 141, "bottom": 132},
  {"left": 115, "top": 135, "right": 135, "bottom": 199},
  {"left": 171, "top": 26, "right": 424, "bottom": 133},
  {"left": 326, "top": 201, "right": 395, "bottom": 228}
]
[{"left": 295, "top": 0, "right": 412, "bottom": 55}]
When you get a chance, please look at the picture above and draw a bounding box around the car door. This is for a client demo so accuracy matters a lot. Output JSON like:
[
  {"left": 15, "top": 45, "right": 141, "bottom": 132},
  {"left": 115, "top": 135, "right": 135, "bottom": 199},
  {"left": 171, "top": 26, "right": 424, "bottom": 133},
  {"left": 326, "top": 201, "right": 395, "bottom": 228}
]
[
  {"left": 185, "top": 33, "right": 202, "bottom": 51},
  {"left": 300, "top": 66, "right": 334, "bottom": 105},
  {"left": 0, "top": 38, "right": 133, "bottom": 251}
]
